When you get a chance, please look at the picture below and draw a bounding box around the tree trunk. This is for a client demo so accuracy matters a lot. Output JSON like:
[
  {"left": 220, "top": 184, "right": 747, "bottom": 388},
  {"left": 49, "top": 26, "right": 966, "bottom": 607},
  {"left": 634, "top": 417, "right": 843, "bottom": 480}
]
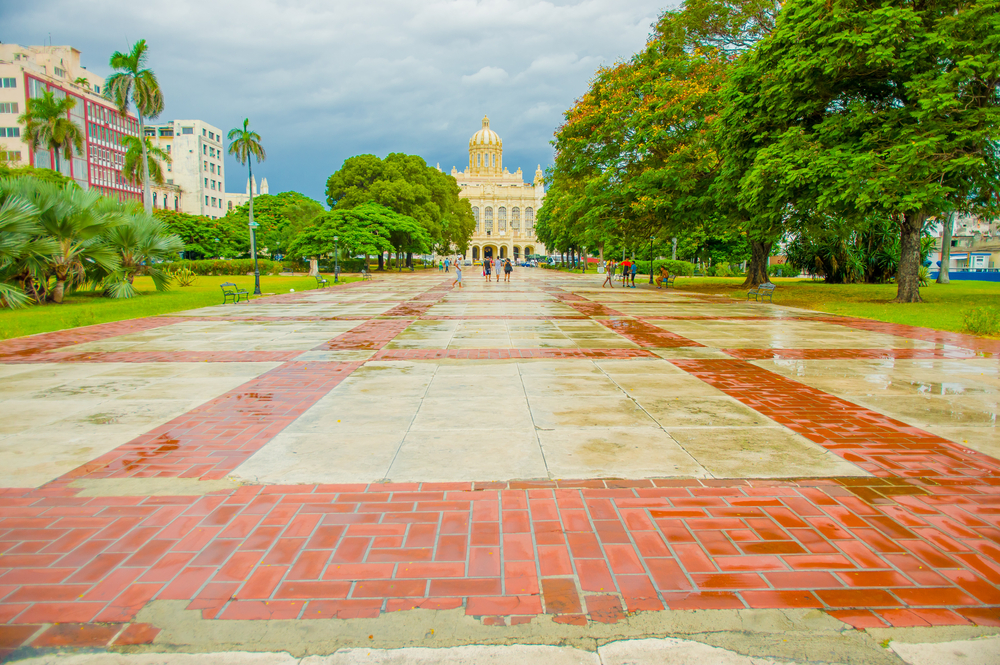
[
  {"left": 936, "top": 211, "right": 953, "bottom": 284},
  {"left": 51, "top": 279, "right": 66, "bottom": 304},
  {"left": 406, "top": 252, "right": 413, "bottom": 269},
  {"left": 138, "top": 112, "right": 152, "bottom": 214},
  {"left": 895, "top": 211, "right": 925, "bottom": 303},
  {"left": 377, "top": 253, "right": 385, "bottom": 271},
  {"left": 308, "top": 258, "right": 319, "bottom": 277},
  {"left": 741, "top": 239, "right": 772, "bottom": 288},
  {"left": 598, "top": 243, "right": 604, "bottom": 266}
]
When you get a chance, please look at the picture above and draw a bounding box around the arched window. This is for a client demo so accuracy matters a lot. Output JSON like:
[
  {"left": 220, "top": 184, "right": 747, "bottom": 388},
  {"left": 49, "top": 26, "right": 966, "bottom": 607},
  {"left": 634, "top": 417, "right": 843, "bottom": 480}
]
[
  {"left": 485, "top": 207, "right": 493, "bottom": 233},
  {"left": 477, "top": 154, "right": 481, "bottom": 167},
  {"left": 498, "top": 206, "right": 506, "bottom": 232},
  {"left": 472, "top": 206, "right": 480, "bottom": 233},
  {"left": 525, "top": 207, "right": 534, "bottom": 231},
  {"left": 511, "top": 207, "right": 520, "bottom": 229}
]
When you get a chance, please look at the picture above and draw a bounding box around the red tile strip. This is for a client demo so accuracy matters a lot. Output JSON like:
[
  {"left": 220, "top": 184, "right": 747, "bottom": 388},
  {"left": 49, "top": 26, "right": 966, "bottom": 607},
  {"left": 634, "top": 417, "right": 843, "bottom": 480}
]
[
  {"left": 8, "top": 350, "right": 303, "bottom": 364},
  {"left": 60, "top": 361, "right": 363, "bottom": 481},
  {"left": 669, "top": 358, "right": 1000, "bottom": 478},
  {"left": 597, "top": 319, "right": 704, "bottom": 348},
  {"left": 315, "top": 320, "right": 414, "bottom": 351},
  {"left": 0, "top": 317, "right": 191, "bottom": 361},
  {"left": 724, "top": 348, "right": 991, "bottom": 360},
  {"left": 373, "top": 349, "right": 658, "bottom": 360}
]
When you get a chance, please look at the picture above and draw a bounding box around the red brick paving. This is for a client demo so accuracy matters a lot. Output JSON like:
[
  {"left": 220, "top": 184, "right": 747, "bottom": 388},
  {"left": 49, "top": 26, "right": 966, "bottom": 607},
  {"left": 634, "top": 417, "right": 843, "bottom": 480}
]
[
  {"left": 0, "top": 273, "right": 998, "bottom": 638},
  {"left": 724, "top": 348, "right": 993, "bottom": 360}
]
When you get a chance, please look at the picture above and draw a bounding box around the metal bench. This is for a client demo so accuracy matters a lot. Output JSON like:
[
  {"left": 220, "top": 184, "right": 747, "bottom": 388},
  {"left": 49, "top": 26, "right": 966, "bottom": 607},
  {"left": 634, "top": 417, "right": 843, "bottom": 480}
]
[
  {"left": 747, "top": 282, "right": 777, "bottom": 303},
  {"left": 314, "top": 274, "right": 329, "bottom": 288},
  {"left": 220, "top": 282, "right": 249, "bottom": 304},
  {"left": 361, "top": 267, "right": 373, "bottom": 281}
]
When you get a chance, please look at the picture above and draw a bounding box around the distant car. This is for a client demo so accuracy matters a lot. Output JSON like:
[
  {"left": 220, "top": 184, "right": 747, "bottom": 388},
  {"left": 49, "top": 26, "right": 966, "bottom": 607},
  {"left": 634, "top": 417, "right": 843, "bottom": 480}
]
[
  {"left": 463, "top": 260, "right": 472, "bottom": 266},
  {"left": 473, "top": 261, "right": 482, "bottom": 266}
]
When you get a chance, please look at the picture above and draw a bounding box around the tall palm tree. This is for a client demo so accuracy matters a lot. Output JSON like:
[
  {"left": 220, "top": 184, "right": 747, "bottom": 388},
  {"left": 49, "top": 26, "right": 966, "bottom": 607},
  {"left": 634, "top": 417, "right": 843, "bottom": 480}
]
[
  {"left": 227, "top": 118, "right": 266, "bottom": 295},
  {"left": 104, "top": 39, "right": 164, "bottom": 214},
  {"left": 17, "top": 91, "right": 85, "bottom": 176},
  {"left": 120, "top": 135, "right": 170, "bottom": 187}
]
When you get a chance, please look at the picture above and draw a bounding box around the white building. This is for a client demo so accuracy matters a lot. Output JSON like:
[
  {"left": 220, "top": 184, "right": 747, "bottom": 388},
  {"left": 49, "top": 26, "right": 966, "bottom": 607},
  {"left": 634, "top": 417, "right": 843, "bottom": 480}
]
[
  {"left": 146, "top": 119, "right": 229, "bottom": 218},
  {"left": 451, "top": 116, "right": 546, "bottom": 262},
  {"left": 226, "top": 176, "right": 269, "bottom": 211}
]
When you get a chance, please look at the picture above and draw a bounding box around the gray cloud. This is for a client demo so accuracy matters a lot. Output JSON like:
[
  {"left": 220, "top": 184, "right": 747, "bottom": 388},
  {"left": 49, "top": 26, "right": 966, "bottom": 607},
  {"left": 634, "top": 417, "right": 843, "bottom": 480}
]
[{"left": 3, "top": 0, "right": 670, "bottom": 203}]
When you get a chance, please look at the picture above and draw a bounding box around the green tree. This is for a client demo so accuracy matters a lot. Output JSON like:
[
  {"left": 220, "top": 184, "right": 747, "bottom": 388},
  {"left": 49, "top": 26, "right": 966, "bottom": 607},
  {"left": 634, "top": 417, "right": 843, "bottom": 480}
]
[
  {"left": 17, "top": 91, "right": 85, "bottom": 176},
  {"left": 153, "top": 208, "right": 247, "bottom": 259},
  {"left": 726, "top": 0, "right": 1000, "bottom": 302},
  {"left": 227, "top": 118, "right": 266, "bottom": 294},
  {"left": 105, "top": 39, "right": 165, "bottom": 214},
  {"left": 121, "top": 136, "right": 170, "bottom": 186},
  {"left": 223, "top": 191, "right": 324, "bottom": 262},
  {"left": 0, "top": 188, "right": 51, "bottom": 308},
  {"left": 326, "top": 153, "right": 474, "bottom": 266},
  {"left": 0, "top": 164, "right": 75, "bottom": 187}
]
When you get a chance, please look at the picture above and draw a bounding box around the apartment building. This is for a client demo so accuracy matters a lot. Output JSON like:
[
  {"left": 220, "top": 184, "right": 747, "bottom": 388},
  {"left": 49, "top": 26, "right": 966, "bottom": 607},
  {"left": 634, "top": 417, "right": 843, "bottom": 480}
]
[
  {"left": 146, "top": 119, "right": 232, "bottom": 218},
  {"left": 0, "top": 44, "right": 142, "bottom": 200}
]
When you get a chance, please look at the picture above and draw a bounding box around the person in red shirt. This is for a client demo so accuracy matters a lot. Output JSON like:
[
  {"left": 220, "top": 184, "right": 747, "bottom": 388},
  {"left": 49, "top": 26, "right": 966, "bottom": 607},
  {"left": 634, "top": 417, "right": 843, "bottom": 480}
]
[{"left": 620, "top": 259, "right": 632, "bottom": 286}]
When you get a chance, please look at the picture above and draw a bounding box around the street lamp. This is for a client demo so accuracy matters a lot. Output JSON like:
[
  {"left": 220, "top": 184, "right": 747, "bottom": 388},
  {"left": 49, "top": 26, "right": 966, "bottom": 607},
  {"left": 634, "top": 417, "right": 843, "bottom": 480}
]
[
  {"left": 248, "top": 216, "right": 261, "bottom": 296},
  {"left": 648, "top": 236, "right": 655, "bottom": 284},
  {"left": 333, "top": 236, "right": 340, "bottom": 283}
]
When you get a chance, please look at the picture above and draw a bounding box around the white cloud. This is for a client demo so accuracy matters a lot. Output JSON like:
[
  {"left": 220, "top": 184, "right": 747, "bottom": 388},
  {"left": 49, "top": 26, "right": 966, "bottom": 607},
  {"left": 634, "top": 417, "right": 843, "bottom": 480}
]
[{"left": 2, "top": 0, "right": 671, "bottom": 202}]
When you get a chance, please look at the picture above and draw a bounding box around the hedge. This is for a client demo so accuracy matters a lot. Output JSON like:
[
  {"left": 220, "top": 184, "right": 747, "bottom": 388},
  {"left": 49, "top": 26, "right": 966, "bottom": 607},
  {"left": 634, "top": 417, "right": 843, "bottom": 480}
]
[
  {"left": 768, "top": 263, "right": 801, "bottom": 277},
  {"left": 158, "top": 259, "right": 285, "bottom": 276},
  {"left": 629, "top": 260, "right": 697, "bottom": 276}
]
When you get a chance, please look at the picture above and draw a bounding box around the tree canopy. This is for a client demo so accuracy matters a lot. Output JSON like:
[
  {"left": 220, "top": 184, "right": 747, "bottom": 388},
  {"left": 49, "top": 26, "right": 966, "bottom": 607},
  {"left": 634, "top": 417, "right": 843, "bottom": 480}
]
[
  {"left": 223, "top": 191, "right": 325, "bottom": 260},
  {"left": 326, "top": 153, "right": 474, "bottom": 254}
]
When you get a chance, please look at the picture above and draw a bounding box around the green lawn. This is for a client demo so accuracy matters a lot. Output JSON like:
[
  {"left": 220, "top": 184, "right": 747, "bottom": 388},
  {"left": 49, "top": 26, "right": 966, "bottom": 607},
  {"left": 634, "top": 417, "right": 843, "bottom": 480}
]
[
  {"left": 0, "top": 274, "right": 361, "bottom": 341},
  {"left": 671, "top": 276, "right": 1000, "bottom": 336}
]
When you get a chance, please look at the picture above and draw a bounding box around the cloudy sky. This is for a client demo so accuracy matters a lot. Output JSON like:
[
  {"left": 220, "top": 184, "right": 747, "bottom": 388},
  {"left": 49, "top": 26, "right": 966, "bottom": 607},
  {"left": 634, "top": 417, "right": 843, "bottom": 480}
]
[{"left": 4, "top": 0, "right": 669, "bottom": 204}]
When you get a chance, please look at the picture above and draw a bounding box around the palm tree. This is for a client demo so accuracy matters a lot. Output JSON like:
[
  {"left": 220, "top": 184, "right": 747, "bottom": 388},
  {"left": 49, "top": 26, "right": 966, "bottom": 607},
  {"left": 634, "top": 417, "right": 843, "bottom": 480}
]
[
  {"left": 0, "top": 187, "right": 44, "bottom": 308},
  {"left": 121, "top": 136, "right": 170, "bottom": 187},
  {"left": 104, "top": 39, "right": 164, "bottom": 214},
  {"left": 100, "top": 208, "right": 184, "bottom": 298},
  {"left": 227, "top": 118, "right": 266, "bottom": 295},
  {"left": 5, "top": 179, "right": 122, "bottom": 303},
  {"left": 17, "top": 91, "right": 85, "bottom": 176}
]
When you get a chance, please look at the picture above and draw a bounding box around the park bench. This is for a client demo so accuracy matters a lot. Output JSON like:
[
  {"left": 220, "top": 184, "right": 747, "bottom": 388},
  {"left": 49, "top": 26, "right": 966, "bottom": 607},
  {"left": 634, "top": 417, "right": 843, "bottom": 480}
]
[
  {"left": 361, "top": 266, "right": 373, "bottom": 281},
  {"left": 220, "top": 282, "right": 249, "bottom": 304},
  {"left": 314, "top": 274, "right": 329, "bottom": 288},
  {"left": 747, "top": 281, "right": 777, "bottom": 303}
]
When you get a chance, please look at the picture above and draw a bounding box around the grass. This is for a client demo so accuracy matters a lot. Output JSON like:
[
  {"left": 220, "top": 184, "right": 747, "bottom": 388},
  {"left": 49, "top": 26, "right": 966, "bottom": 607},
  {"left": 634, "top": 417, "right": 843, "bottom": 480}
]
[
  {"left": 0, "top": 273, "right": 361, "bottom": 341},
  {"left": 671, "top": 276, "right": 1000, "bottom": 337}
]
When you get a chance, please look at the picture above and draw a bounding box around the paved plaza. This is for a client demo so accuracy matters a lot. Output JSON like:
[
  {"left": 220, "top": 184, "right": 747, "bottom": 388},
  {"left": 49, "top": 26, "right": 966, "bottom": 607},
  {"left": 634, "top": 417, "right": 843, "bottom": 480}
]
[{"left": 0, "top": 270, "right": 999, "bottom": 662}]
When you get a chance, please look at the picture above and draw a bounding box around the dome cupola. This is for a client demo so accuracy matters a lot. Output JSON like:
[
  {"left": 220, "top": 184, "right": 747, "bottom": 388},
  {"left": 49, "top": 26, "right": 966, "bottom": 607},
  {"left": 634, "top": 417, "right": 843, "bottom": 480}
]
[{"left": 468, "top": 115, "right": 503, "bottom": 176}]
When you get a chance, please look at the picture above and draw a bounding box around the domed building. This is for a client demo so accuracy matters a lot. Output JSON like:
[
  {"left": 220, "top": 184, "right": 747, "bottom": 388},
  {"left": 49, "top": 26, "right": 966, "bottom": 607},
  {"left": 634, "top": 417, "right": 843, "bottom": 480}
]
[{"left": 450, "top": 116, "right": 546, "bottom": 262}]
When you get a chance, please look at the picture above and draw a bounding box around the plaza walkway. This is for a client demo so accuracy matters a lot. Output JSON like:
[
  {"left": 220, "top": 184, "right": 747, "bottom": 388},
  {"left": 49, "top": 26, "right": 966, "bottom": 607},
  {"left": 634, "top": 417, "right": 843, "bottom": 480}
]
[{"left": 0, "top": 269, "right": 998, "bottom": 661}]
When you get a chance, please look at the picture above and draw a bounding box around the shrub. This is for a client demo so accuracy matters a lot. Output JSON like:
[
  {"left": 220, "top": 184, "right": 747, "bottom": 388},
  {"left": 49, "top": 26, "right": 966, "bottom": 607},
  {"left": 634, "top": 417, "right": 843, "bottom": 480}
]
[
  {"left": 709, "top": 262, "right": 733, "bottom": 277},
  {"left": 768, "top": 263, "right": 800, "bottom": 278},
  {"left": 170, "top": 266, "right": 197, "bottom": 287},
  {"left": 963, "top": 307, "right": 1000, "bottom": 337},
  {"left": 918, "top": 265, "right": 930, "bottom": 287},
  {"left": 631, "top": 260, "right": 696, "bottom": 276},
  {"left": 158, "top": 259, "right": 284, "bottom": 276}
]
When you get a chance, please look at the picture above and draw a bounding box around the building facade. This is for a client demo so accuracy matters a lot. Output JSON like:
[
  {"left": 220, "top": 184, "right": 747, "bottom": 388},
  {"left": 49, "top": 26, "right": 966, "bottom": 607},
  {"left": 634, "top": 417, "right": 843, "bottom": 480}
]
[
  {"left": 451, "top": 116, "right": 545, "bottom": 262},
  {"left": 226, "top": 176, "right": 269, "bottom": 212},
  {"left": 0, "top": 44, "right": 141, "bottom": 201},
  {"left": 146, "top": 119, "right": 232, "bottom": 218}
]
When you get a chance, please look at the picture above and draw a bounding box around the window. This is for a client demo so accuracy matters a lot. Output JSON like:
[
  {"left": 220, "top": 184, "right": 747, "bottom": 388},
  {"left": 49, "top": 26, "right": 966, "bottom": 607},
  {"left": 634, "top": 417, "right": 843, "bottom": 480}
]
[
  {"left": 204, "top": 160, "right": 208, "bottom": 171},
  {"left": 181, "top": 127, "right": 194, "bottom": 135},
  {"left": 218, "top": 166, "right": 222, "bottom": 176},
  {"left": 94, "top": 85, "right": 99, "bottom": 94},
  {"left": 211, "top": 197, "right": 217, "bottom": 206},
  {"left": 485, "top": 207, "right": 493, "bottom": 233},
  {"left": 203, "top": 145, "right": 207, "bottom": 155},
  {"left": 477, "top": 154, "right": 481, "bottom": 167},
  {"left": 1, "top": 78, "right": 17, "bottom": 88},
  {"left": 209, "top": 131, "right": 214, "bottom": 140},
  {"left": 211, "top": 180, "right": 216, "bottom": 190},
  {"left": 205, "top": 196, "right": 209, "bottom": 205},
  {"left": 153, "top": 192, "right": 158, "bottom": 207},
  {"left": 525, "top": 207, "right": 534, "bottom": 230},
  {"left": 210, "top": 163, "right": 215, "bottom": 174},
  {"left": 202, "top": 129, "right": 207, "bottom": 136},
  {"left": 0, "top": 128, "right": 20, "bottom": 138},
  {"left": 0, "top": 102, "right": 18, "bottom": 113},
  {"left": 2, "top": 151, "right": 21, "bottom": 161},
  {"left": 511, "top": 207, "right": 519, "bottom": 229},
  {"left": 498, "top": 206, "right": 506, "bottom": 232},
  {"left": 228, "top": 201, "right": 233, "bottom": 210},
  {"left": 472, "top": 206, "right": 480, "bottom": 233},
  {"left": 54, "top": 67, "right": 66, "bottom": 78},
  {"left": 204, "top": 178, "right": 209, "bottom": 187},
  {"left": 209, "top": 147, "right": 215, "bottom": 157},
  {"left": 165, "top": 144, "right": 171, "bottom": 152}
]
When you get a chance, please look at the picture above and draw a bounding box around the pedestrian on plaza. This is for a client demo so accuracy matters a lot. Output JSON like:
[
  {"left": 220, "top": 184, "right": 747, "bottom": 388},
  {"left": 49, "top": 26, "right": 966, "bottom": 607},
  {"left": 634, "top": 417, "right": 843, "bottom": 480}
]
[
  {"left": 496, "top": 258, "right": 502, "bottom": 282},
  {"left": 630, "top": 260, "right": 638, "bottom": 288},
  {"left": 484, "top": 258, "right": 491, "bottom": 281},
  {"left": 453, "top": 261, "right": 463, "bottom": 288},
  {"left": 620, "top": 258, "right": 631, "bottom": 286},
  {"left": 602, "top": 260, "right": 615, "bottom": 288},
  {"left": 445, "top": 258, "right": 450, "bottom": 273},
  {"left": 438, "top": 260, "right": 443, "bottom": 272},
  {"left": 504, "top": 258, "right": 513, "bottom": 282}
]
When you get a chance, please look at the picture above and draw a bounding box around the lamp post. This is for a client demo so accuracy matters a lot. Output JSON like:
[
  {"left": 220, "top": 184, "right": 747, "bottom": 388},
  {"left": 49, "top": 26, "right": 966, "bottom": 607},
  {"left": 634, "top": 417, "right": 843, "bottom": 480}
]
[
  {"left": 333, "top": 236, "right": 340, "bottom": 284},
  {"left": 649, "top": 236, "right": 655, "bottom": 284}
]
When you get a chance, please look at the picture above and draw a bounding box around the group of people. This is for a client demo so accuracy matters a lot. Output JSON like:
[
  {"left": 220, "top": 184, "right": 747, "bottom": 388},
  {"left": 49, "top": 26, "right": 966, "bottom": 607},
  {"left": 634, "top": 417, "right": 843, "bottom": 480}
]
[
  {"left": 602, "top": 259, "right": 638, "bottom": 288},
  {"left": 483, "top": 257, "right": 513, "bottom": 283}
]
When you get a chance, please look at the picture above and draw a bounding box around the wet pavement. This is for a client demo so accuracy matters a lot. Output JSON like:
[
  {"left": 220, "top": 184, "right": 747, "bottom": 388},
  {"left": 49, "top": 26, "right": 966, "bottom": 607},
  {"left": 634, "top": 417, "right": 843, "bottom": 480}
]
[{"left": 0, "top": 270, "right": 997, "bottom": 662}]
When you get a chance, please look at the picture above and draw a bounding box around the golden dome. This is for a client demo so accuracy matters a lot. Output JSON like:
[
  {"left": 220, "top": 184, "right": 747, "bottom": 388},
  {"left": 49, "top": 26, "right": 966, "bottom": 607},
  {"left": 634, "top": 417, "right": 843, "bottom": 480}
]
[{"left": 470, "top": 115, "right": 501, "bottom": 146}]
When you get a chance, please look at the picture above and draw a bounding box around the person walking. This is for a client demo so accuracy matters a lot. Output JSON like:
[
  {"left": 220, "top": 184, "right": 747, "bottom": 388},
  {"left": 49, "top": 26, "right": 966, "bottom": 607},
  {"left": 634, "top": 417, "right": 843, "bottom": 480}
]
[
  {"left": 504, "top": 258, "right": 513, "bottom": 282},
  {"left": 484, "top": 258, "right": 491, "bottom": 281},
  {"left": 445, "top": 258, "right": 450, "bottom": 273},
  {"left": 602, "top": 260, "right": 615, "bottom": 288},
  {"left": 630, "top": 260, "right": 638, "bottom": 288},
  {"left": 495, "top": 258, "right": 502, "bottom": 282},
  {"left": 453, "top": 261, "right": 463, "bottom": 288},
  {"left": 620, "top": 258, "right": 630, "bottom": 286}
]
